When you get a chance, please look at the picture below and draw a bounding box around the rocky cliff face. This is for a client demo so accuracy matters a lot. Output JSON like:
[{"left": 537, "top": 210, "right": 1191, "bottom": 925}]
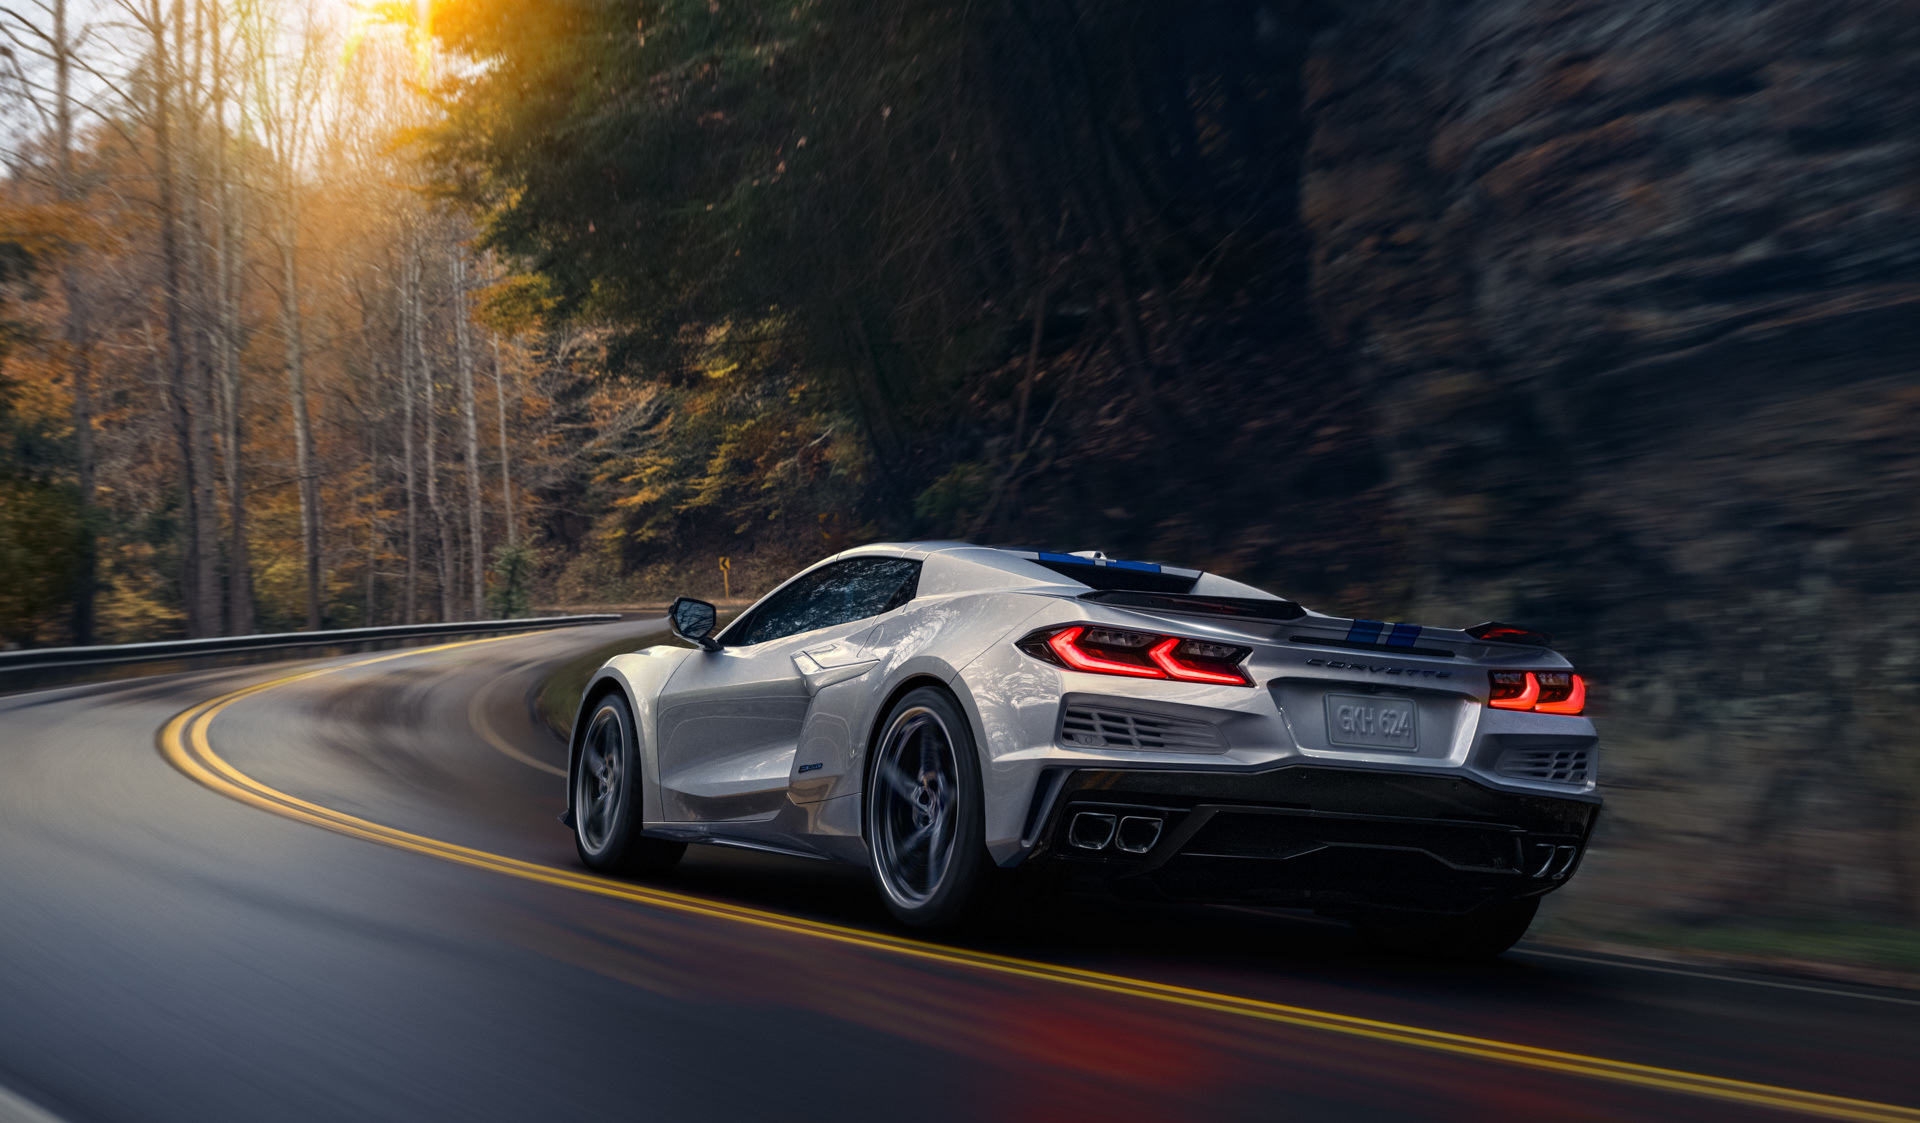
[{"left": 1297, "top": 0, "right": 1920, "bottom": 928}]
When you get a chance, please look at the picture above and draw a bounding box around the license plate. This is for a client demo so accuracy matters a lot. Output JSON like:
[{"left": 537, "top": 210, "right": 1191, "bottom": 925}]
[{"left": 1324, "top": 693, "right": 1418, "bottom": 751}]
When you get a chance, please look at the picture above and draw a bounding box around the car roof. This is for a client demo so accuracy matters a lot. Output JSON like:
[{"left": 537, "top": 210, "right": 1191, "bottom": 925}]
[{"left": 812, "top": 541, "right": 1282, "bottom": 600}]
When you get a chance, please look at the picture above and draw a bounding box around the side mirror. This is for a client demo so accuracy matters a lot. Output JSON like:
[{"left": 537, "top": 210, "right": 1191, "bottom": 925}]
[{"left": 668, "top": 596, "right": 721, "bottom": 651}]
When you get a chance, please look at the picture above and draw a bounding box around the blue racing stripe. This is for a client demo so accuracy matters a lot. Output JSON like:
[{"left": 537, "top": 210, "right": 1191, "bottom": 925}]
[
  {"left": 1346, "top": 619, "right": 1384, "bottom": 644},
  {"left": 1386, "top": 623, "right": 1422, "bottom": 647},
  {"left": 1033, "top": 551, "right": 1162, "bottom": 572}
]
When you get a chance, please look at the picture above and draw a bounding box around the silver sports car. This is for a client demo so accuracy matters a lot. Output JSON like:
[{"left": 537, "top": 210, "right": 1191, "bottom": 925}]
[{"left": 565, "top": 543, "right": 1599, "bottom": 956}]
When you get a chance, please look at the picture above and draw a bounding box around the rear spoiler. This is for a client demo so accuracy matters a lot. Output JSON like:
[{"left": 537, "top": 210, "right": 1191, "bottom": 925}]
[
  {"left": 1464, "top": 621, "right": 1555, "bottom": 647},
  {"left": 1078, "top": 589, "right": 1305, "bottom": 622},
  {"left": 1285, "top": 616, "right": 1557, "bottom": 660}
]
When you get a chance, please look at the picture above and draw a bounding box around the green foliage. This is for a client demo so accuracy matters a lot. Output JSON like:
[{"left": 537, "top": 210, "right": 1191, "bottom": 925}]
[
  {"left": 0, "top": 238, "right": 87, "bottom": 647},
  {"left": 488, "top": 541, "right": 537, "bottom": 618},
  {"left": 475, "top": 274, "right": 559, "bottom": 337},
  {"left": 0, "top": 477, "right": 84, "bottom": 645},
  {"left": 247, "top": 499, "right": 309, "bottom": 633},
  {"left": 913, "top": 461, "right": 990, "bottom": 527}
]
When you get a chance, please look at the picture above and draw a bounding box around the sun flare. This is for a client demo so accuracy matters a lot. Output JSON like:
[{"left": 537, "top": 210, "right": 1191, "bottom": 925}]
[{"left": 341, "top": 0, "right": 434, "bottom": 83}]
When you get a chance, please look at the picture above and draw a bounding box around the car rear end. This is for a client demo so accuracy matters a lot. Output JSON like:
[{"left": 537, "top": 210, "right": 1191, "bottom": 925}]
[{"left": 958, "top": 556, "right": 1600, "bottom": 918}]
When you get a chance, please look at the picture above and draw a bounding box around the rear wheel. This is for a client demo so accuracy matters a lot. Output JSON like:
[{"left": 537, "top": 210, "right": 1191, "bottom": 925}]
[
  {"left": 865, "top": 687, "right": 988, "bottom": 929},
  {"left": 573, "top": 692, "right": 685, "bottom": 877},
  {"left": 1351, "top": 898, "right": 1539, "bottom": 961}
]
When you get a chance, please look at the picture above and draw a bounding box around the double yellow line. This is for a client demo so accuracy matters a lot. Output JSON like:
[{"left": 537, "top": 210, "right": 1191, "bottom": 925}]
[{"left": 159, "top": 638, "right": 1920, "bottom": 1123}]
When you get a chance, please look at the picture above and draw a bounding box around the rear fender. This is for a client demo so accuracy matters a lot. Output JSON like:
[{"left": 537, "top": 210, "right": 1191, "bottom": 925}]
[{"left": 844, "top": 595, "right": 1050, "bottom": 850}]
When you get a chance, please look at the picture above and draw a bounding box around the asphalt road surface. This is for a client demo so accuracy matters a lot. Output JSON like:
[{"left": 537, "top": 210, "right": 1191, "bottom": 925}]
[{"left": 2, "top": 621, "right": 1916, "bottom": 1123}]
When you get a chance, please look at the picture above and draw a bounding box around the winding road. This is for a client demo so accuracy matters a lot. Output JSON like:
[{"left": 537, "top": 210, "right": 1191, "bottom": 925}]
[{"left": 1, "top": 621, "right": 1916, "bottom": 1122}]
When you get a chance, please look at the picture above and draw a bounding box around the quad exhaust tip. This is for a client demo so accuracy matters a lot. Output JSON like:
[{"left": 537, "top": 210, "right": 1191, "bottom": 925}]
[
  {"left": 1068, "top": 811, "right": 1163, "bottom": 854},
  {"left": 1115, "top": 815, "right": 1163, "bottom": 854},
  {"left": 1530, "top": 843, "right": 1579, "bottom": 880},
  {"left": 1068, "top": 812, "right": 1116, "bottom": 850}
]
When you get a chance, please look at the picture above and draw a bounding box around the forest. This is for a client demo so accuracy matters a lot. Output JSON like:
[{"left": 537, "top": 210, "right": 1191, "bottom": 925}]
[{"left": 0, "top": 0, "right": 666, "bottom": 644}]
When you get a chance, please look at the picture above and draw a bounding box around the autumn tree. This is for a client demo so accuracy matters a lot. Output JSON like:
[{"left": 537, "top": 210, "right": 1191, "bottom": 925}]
[{"left": 0, "top": 0, "right": 546, "bottom": 640}]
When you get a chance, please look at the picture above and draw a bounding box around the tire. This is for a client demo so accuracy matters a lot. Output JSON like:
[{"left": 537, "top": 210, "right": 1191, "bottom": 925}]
[
  {"left": 1350, "top": 897, "right": 1539, "bottom": 961},
  {"left": 572, "top": 692, "right": 685, "bottom": 877},
  {"left": 864, "top": 686, "right": 989, "bottom": 929}
]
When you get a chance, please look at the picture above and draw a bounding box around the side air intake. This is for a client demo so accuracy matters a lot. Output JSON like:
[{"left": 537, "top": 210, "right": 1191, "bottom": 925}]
[
  {"left": 1060, "top": 706, "right": 1227, "bottom": 753},
  {"left": 1497, "top": 746, "right": 1593, "bottom": 784}
]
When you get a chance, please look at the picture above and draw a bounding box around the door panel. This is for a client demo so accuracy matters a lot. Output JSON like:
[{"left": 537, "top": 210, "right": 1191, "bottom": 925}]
[
  {"left": 656, "top": 636, "right": 809, "bottom": 822},
  {"left": 662, "top": 738, "right": 806, "bottom": 821},
  {"left": 655, "top": 623, "right": 874, "bottom": 822},
  {"left": 656, "top": 555, "right": 925, "bottom": 825}
]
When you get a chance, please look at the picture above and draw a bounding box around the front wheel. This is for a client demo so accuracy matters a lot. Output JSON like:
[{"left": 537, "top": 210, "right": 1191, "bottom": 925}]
[
  {"left": 1350, "top": 897, "right": 1539, "bottom": 961},
  {"left": 573, "top": 692, "right": 685, "bottom": 877},
  {"left": 865, "top": 686, "right": 989, "bottom": 929}
]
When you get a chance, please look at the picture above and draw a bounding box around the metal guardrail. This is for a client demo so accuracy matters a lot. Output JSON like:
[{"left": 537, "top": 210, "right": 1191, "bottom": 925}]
[{"left": 0, "top": 614, "right": 624, "bottom": 695}]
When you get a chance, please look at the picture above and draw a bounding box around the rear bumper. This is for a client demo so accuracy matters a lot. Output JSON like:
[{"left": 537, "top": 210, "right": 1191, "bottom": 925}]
[{"left": 1026, "top": 764, "right": 1600, "bottom": 914}]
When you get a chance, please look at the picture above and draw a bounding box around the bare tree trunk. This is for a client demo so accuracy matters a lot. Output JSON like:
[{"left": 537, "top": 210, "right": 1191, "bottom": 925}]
[
  {"left": 365, "top": 421, "right": 378, "bottom": 626},
  {"left": 424, "top": 369, "right": 454, "bottom": 620},
  {"left": 52, "top": 0, "right": 96, "bottom": 645},
  {"left": 151, "top": 0, "right": 216, "bottom": 637},
  {"left": 277, "top": 216, "right": 322, "bottom": 630},
  {"left": 424, "top": 363, "right": 454, "bottom": 621},
  {"left": 490, "top": 335, "right": 515, "bottom": 547},
  {"left": 452, "top": 250, "right": 485, "bottom": 618},
  {"left": 179, "top": 0, "right": 222, "bottom": 635},
  {"left": 209, "top": 0, "right": 252, "bottom": 633},
  {"left": 59, "top": 270, "right": 96, "bottom": 643},
  {"left": 401, "top": 252, "right": 420, "bottom": 624},
  {"left": 414, "top": 244, "right": 453, "bottom": 621}
]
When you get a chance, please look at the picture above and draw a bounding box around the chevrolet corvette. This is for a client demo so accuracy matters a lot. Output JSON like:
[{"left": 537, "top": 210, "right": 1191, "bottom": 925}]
[{"left": 563, "top": 543, "right": 1599, "bottom": 956}]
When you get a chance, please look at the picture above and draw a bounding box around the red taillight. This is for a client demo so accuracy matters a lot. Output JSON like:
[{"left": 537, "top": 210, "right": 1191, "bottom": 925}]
[
  {"left": 1488, "top": 671, "right": 1540, "bottom": 709},
  {"left": 1030, "top": 626, "right": 1253, "bottom": 686},
  {"left": 1534, "top": 672, "right": 1587, "bottom": 714},
  {"left": 1148, "top": 637, "right": 1250, "bottom": 685},
  {"left": 1047, "top": 626, "right": 1163, "bottom": 678},
  {"left": 1487, "top": 671, "right": 1585, "bottom": 715}
]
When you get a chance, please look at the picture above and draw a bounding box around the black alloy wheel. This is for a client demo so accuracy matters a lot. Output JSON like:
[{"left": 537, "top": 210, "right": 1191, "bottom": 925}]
[
  {"left": 573, "top": 692, "right": 685, "bottom": 876},
  {"left": 865, "top": 686, "right": 989, "bottom": 928}
]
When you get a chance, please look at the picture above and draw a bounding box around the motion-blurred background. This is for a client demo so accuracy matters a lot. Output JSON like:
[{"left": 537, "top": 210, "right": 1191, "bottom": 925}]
[{"left": 2, "top": 0, "right": 1915, "bottom": 970}]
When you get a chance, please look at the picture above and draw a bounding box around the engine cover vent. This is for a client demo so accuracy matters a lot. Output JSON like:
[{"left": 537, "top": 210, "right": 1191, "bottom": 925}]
[
  {"left": 1497, "top": 746, "right": 1592, "bottom": 784},
  {"left": 1060, "top": 706, "right": 1226, "bottom": 753}
]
